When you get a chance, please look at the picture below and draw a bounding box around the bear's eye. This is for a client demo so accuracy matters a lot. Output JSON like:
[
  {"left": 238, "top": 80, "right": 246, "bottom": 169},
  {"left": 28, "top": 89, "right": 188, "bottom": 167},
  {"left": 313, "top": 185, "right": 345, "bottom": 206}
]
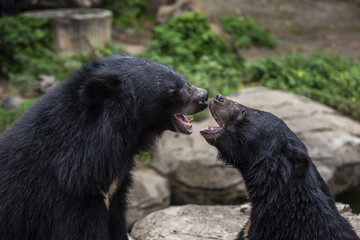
[{"left": 241, "top": 110, "right": 246, "bottom": 116}]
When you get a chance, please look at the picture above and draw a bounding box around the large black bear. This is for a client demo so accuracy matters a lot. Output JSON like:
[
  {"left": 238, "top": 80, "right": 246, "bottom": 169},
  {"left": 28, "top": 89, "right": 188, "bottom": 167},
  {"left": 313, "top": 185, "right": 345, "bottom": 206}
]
[
  {"left": 0, "top": 55, "right": 208, "bottom": 240},
  {"left": 200, "top": 94, "right": 359, "bottom": 240}
]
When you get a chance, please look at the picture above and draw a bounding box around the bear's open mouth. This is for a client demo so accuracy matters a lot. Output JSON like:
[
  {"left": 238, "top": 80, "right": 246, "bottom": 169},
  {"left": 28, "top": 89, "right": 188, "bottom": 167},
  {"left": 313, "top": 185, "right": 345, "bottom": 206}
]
[
  {"left": 172, "top": 114, "right": 193, "bottom": 134},
  {"left": 200, "top": 104, "right": 223, "bottom": 135}
]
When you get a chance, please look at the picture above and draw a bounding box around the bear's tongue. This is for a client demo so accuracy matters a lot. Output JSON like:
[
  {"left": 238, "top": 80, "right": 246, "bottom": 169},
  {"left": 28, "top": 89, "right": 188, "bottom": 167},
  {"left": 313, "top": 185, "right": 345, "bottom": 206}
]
[{"left": 172, "top": 114, "right": 193, "bottom": 134}]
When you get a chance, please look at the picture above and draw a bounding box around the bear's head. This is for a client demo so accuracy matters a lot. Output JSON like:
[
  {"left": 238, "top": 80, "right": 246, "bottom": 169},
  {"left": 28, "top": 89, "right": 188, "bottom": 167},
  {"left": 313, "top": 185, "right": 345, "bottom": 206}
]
[
  {"left": 200, "top": 94, "right": 309, "bottom": 176},
  {"left": 78, "top": 55, "right": 208, "bottom": 142}
]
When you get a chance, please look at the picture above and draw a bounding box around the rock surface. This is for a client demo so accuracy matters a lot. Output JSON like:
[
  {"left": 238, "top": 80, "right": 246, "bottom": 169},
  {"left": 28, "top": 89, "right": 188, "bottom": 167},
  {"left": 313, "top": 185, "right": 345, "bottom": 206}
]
[
  {"left": 150, "top": 87, "right": 360, "bottom": 205},
  {"left": 130, "top": 204, "right": 248, "bottom": 240},
  {"left": 35, "top": 75, "right": 58, "bottom": 94},
  {"left": 151, "top": 129, "right": 247, "bottom": 204},
  {"left": 2, "top": 96, "right": 24, "bottom": 110},
  {"left": 130, "top": 203, "right": 360, "bottom": 239},
  {"left": 127, "top": 167, "right": 171, "bottom": 229},
  {"left": 147, "top": 0, "right": 175, "bottom": 14},
  {"left": 156, "top": 0, "right": 194, "bottom": 24},
  {"left": 24, "top": 8, "right": 112, "bottom": 53}
]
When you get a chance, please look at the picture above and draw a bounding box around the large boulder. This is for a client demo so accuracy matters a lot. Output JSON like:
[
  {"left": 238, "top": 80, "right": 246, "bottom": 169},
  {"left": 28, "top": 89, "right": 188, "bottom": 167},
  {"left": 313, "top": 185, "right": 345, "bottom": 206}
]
[
  {"left": 24, "top": 8, "right": 112, "bottom": 53},
  {"left": 127, "top": 167, "right": 171, "bottom": 229},
  {"left": 150, "top": 87, "right": 360, "bottom": 205},
  {"left": 151, "top": 129, "right": 247, "bottom": 205},
  {"left": 130, "top": 203, "right": 360, "bottom": 239},
  {"left": 130, "top": 204, "right": 248, "bottom": 240}
]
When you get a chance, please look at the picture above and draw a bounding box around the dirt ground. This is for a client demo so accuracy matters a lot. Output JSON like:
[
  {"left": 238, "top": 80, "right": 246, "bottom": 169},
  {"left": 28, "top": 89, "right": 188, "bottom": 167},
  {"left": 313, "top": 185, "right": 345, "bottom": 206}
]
[{"left": 197, "top": 0, "right": 360, "bottom": 61}]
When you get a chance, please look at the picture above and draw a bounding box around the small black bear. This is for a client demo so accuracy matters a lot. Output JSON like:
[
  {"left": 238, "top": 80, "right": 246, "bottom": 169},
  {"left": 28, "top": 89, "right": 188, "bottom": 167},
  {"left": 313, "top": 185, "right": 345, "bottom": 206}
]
[{"left": 201, "top": 94, "right": 359, "bottom": 240}]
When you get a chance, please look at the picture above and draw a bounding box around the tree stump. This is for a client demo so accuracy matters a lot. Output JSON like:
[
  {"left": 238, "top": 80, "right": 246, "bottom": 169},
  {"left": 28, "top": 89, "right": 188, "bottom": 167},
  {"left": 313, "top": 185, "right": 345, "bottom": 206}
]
[{"left": 24, "top": 8, "right": 112, "bottom": 53}]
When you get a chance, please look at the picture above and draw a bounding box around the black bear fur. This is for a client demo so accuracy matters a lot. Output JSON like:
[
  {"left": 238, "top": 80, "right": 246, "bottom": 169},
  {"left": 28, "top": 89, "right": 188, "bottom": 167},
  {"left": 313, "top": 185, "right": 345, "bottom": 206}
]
[
  {"left": 200, "top": 94, "right": 359, "bottom": 240},
  {"left": 0, "top": 55, "right": 208, "bottom": 239}
]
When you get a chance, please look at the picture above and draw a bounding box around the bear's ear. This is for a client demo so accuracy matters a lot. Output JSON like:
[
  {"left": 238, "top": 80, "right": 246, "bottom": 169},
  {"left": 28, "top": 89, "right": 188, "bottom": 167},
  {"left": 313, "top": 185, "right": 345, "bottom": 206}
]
[
  {"left": 79, "top": 77, "right": 114, "bottom": 106},
  {"left": 285, "top": 141, "right": 310, "bottom": 177}
]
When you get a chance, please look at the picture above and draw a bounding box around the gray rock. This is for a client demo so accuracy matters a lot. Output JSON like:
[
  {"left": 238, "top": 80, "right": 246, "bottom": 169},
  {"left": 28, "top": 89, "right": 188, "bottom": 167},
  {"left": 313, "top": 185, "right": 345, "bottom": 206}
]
[
  {"left": 147, "top": 0, "right": 175, "bottom": 14},
  {"left": 156, "top": 0, "right": 194, "bottom": 24},
  {"left": 35, "top": 75, "right": 58, "bottom": 94},
  {"left": 130, "top": 203, "right": 360, "bottom": 239},
  {"left": 24, "top": 8, "right": 112, "bottom": 53},
  {"left": 2, "top": 96, "right": 24, "bottom": 110},
  {"left": 151, "top": 129, "right": 247, "bottom": 205},
  {"left": 150, "top": 87, "right": 360, "bottom": 205},
  {"left": 130, "top": 204, "right": 248, "bottom": 240},
  {"left": 127, "top": 167, "right": 171, "bottom": 229}
]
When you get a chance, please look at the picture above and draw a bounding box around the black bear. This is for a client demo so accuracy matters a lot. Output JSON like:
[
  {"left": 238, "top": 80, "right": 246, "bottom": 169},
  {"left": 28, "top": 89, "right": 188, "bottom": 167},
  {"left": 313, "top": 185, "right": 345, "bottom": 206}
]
[
  {"left": 0, "top": 55, "right": 208, "bottom": 240},
  {"left": 200, "top": 94, "right": 359, "bottom": 240}
]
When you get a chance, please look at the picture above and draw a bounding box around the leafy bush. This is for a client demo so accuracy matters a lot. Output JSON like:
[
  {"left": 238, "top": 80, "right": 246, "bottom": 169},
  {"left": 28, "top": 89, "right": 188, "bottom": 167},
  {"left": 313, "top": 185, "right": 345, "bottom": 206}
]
[
  {"left": 0, "top": 14, "right": 124, "bottom": 92},
  {"left": 245, "top": 50, "right": 360, "bottom": 119},
  {"left": 0, "top": 99, "right": 35, "bottom": 133},
  {"left": 220, "top": 15, "right": 277, "bottom": 48},
  {"left": 103, "top": 0, "right": 148, "bottom": 29},
  {"left": 0, "top": 15, "right": 80, "bottom": 91},
  {"left": 146, "top": 12, "right": 229, "bottom": 63},
  {"left": 0, "top": 15, "right": 53, "bottom": 77},
  {"left": 140, "top": 12, "right": 244, "bottom": 97}
]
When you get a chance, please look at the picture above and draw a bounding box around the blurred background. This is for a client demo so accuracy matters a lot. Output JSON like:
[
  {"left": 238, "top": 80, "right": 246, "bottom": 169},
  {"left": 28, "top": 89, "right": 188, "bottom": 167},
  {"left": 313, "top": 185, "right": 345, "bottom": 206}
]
[{"left": 0, "top": 0, "right": 359, "bottom": 236}]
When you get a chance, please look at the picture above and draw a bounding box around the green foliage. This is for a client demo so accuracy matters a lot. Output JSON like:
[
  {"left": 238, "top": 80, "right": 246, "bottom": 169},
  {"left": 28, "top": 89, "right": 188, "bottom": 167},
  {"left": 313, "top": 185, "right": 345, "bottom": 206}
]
[
  {"left": 0, "top": 15, "right": 80, "bottom": 91},
  {"left": 103, "top": 0, "right": 148, "bottom": 29},
  {"left": 0, "top": 99, "right": 35, "bottom": 133},
  {"left": 0, "top": 15, "right": 52, "bottom": 75},
  {"left": 0, "top": 14, "right": 125, "bottom": 92},
  {"left": 134, "top": 151, "right": 152, "bottom": 165},
  {"left": 245, "top": 50, "right": 360, "bottom": 119},
  {"left": 148, "top": 12, "right": 229, "bottom": 63},
  {"left": 140, "top": 12, "right": 243, "bottom": 97},
  {"left": 220, "top": 15, "right": 277, "bottom": 48}
]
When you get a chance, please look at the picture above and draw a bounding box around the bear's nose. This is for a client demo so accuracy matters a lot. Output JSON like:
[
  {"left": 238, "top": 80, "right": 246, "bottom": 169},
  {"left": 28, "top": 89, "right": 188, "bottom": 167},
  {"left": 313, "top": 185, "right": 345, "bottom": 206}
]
[
  {"left": 199, "top": 90, "right": 208, "bottom": 105},
  {"left": 215, "top": 94, "right": 224, "bottom": 103}
]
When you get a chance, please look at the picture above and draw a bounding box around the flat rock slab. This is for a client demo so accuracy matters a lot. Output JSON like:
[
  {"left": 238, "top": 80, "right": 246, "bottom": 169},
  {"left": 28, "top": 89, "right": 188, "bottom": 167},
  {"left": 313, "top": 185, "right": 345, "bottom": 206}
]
[
  {"left": 130, "top": 205, "right": 248, "bottom": 240},
  {"left": 130, "top": 203, "right": 360, "bottom": 239},
  {"left": 127, "top": 167, "right": 170, "bottom": 229}
]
